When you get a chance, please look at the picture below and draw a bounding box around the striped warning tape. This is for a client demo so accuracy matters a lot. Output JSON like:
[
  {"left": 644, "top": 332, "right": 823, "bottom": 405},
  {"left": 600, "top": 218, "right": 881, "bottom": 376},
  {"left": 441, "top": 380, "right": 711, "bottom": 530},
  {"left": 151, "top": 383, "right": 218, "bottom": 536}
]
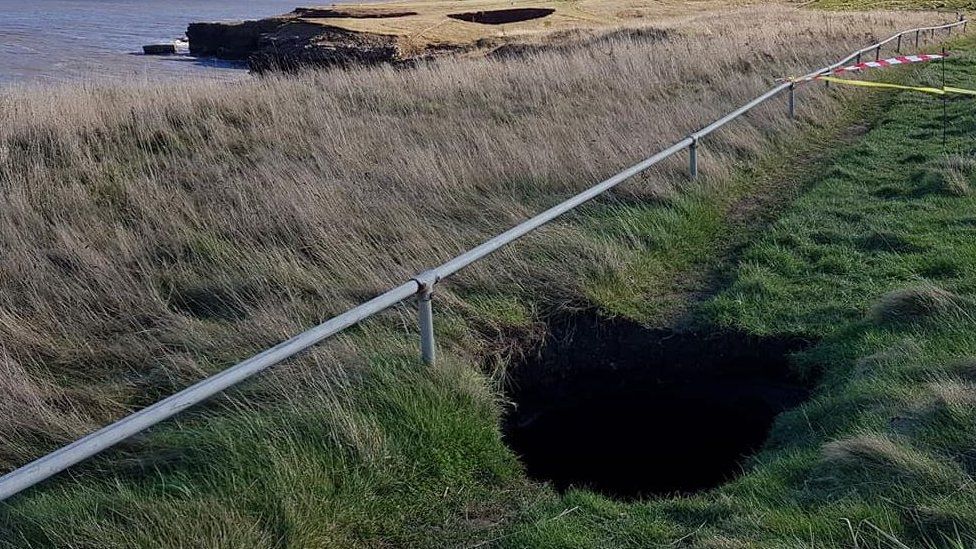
[
  {"left": 832, "top": 53, "right": 947, "bottom": 75},
  {"left": 816, "top": 76, "right": 976, "bottom": 96},
  {"left": 790, "top": 53, "right": 947, "bottom": 82}
]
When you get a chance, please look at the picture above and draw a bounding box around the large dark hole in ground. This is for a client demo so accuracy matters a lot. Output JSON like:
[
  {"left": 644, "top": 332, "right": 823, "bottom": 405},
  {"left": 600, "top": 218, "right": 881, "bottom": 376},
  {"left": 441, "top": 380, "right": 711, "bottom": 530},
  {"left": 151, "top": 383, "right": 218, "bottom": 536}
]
[
  {"left": 503, "top": 314, "right": 815, "bottom": 499},
  {"left": 448, "top": 8, "right": 556, "bottom": 25}
]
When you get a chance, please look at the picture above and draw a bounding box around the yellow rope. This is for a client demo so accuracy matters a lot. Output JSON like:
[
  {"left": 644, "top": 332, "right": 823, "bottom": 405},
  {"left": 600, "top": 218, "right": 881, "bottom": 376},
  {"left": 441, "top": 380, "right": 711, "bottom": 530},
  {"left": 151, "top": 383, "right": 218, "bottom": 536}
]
[{"left": 816, "top": 76, "right": 976, "bottom": 96}]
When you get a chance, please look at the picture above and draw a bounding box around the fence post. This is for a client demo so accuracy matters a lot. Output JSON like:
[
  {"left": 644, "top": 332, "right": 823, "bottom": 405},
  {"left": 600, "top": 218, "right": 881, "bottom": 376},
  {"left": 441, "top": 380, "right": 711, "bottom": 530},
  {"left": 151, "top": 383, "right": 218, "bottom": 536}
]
[
  {"left": 916, "top": 30, "right": 920, "bottom": 48},
  {"left": 875, "top": 46, "right": 881, "bottom": 61},
  {"left": 413, "top": 271, "right": 438, "bottom": 365},
  {"left": 856, "top": 51, "right": 862, "bottom": 64},
  {"left": 788, "top": 82, "right": 796, "bottom": 119},
  {"left": 689, "top": 137, "right": 699, "bottom": 179},
  {"left": 896, "top": 34, "right": 902, "bottom": 53}
]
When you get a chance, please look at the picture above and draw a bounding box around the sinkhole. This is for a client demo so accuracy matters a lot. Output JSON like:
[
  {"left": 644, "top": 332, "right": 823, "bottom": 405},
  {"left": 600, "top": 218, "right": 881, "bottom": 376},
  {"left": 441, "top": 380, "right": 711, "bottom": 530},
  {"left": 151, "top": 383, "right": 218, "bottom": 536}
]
[
  {"left": 448, "top": 8, "right": 556, "bottom": 25},
  {"left": 502, "top": 314, "right": 815, "bottom": 499}
]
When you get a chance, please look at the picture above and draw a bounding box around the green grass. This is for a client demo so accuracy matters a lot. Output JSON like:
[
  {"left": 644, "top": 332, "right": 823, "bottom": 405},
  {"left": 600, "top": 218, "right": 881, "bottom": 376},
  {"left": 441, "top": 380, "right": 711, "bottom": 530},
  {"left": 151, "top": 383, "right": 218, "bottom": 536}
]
[
  {"left": 810, "top": 0, "right": 973, "bottom": 11},
  {"left": 495, "top": 39, "right": 976, "bottom": 548},
  {"left": 3, "top": 31, "right": 976, "bottom": 549}
]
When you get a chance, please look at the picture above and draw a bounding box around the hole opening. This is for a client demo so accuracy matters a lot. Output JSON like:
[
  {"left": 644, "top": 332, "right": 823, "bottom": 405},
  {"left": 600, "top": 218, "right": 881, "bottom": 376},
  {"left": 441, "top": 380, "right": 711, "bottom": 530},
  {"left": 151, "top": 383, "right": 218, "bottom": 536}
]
[
  {"left": 448, "top": 8, "right": 556, "bottom": 25},
  {"left": 503, "top": 313, "right": 816, "bottom": 499}
]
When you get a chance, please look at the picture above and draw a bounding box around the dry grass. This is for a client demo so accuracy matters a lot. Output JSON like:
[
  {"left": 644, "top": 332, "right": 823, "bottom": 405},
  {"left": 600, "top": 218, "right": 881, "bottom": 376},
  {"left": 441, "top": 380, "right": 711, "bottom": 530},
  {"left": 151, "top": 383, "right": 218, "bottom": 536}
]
[
  {"left": 868, "top": 284, "right": 961, "bottom": 326},
  {"left": 821, "top": 434, "right": 967, "bottom": 489},
  {"left": 0, "top": 5, "right": 946, "bottom": 472}
]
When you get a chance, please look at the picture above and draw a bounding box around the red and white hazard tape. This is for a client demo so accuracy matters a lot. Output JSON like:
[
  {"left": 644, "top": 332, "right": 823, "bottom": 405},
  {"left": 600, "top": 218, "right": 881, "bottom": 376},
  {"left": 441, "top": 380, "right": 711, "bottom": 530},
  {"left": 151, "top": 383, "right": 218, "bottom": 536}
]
[
  {"left": 831, "top": 53, "right": 946, "bottom": 75},
  {"left": 791, "top": 53, "right": 947, "bottom": 82}
]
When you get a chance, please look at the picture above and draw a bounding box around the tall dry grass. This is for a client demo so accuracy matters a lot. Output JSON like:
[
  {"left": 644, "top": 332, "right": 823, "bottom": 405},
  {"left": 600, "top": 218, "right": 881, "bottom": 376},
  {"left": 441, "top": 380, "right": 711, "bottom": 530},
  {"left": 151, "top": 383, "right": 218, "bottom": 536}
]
[{"left": 0, "top": 5, "right": 945, "bottom": 471}]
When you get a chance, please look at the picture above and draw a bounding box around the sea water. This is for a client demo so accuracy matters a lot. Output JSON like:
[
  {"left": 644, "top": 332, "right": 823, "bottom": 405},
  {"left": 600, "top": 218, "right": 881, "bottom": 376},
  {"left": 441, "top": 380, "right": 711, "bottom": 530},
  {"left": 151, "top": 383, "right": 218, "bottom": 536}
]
[{"left": 0, "top": 0, "right": 304, "bottom": 85}]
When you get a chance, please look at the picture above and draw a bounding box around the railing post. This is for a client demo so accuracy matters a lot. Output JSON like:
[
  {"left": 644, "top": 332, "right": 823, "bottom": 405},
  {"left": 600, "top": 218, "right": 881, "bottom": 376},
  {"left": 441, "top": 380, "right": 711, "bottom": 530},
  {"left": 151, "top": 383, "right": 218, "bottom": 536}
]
[
  {"left": 916, "top": 30, "right": 920, "bottom": 48},
  {"left": 413, "top": 271, "right": 438, "bottom": 365},
  {"left": 875, "top": 46, "right": 881, "bottom": 61},
  {"left": 856, "top": 51, "right": 862, "bottom": 64},
  {"left": 689, "top": 137, "right": 699, "bottom": 179},
  {"left": 896, "top": 34, "right": 902, "bottom": 53},
  {"left": 788, "top": 82, "right": 796, "bottom": 119}
]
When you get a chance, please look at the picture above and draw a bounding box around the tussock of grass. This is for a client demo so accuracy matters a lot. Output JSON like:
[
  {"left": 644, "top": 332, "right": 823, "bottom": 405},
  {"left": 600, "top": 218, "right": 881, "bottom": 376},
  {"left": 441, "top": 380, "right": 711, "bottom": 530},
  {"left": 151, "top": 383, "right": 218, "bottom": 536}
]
[
  {"left": 821, "top": 434, "right": 966, "bottom": 489},
  {"left": 929, "top": 154, "right": 975, "bottom": 196},
  {"left": 867, "top": 284, "right": 959, "bottom": 326}
]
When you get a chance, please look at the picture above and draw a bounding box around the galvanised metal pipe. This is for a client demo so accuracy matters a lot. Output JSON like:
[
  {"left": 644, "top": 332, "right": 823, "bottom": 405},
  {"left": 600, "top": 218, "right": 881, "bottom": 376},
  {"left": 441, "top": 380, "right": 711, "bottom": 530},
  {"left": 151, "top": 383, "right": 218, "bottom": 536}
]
[
  {"left": 0, "top": 16, "right": 967, "bottom": 504},
  {"left": 418, "top": 286, "right": 436, "bottom": 365},
  {"left": 788, "top": 83, "right": 796, "bottom": 119},
  {"left": 0, "top": 280, "right": 421, "bottom": 501}
]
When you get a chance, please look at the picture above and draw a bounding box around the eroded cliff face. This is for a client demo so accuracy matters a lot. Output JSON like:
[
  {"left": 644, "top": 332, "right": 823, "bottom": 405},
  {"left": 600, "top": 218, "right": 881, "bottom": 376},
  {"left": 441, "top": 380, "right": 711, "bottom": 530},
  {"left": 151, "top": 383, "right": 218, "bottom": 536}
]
[
  {"left": 249, "top": 21, "right": 402, "bottom": 72},
  {"left": 186, "top": 11, "right": 438, "bottom": 71},
  {"left": 187, "top": 18, "right": 292, "bottom": 60}
]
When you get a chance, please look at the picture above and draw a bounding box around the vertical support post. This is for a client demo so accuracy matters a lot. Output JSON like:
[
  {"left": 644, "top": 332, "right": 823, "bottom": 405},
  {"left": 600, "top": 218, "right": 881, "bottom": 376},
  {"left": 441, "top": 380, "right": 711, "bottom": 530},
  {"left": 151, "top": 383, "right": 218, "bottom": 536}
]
[
  {"left": 875, "top": 46, "right": 881, "bottom": 61},
  {"left": 689, "top": 137, "right": 698, "bottom": 179},
  {"left": 896, "top": 34, "right": 902, "bottom": 53},
  {"left": 916, "top": 30, "right": 920, "bottom": 48},
  {"left": 413, "top": 271, "right": 438, "bottom": 366},
  {"left": 856, "top": 51, "right": 862, "bottom": 64},
  {"left": 788, "top": 82, "right": 796, "bottom": 119},
  {"left": 418, "top": 287, "right": 435, "bottom": 365}
]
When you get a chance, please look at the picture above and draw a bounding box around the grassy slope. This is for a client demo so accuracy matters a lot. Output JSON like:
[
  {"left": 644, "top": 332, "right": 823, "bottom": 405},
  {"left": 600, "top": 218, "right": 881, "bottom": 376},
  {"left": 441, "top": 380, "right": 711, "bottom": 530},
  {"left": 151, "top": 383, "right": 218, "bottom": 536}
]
[
  {"left": 0, "top": 15, "right": 970, "bottom": 549},
  {"left": 0, "top": 64, "right": 929, "bottom": 549},
  {"left": 502, "top": 38, "right": 976, "bottom": 548},
  {"left": 0, "top": 59, "right": 893, "bottom": 549}
]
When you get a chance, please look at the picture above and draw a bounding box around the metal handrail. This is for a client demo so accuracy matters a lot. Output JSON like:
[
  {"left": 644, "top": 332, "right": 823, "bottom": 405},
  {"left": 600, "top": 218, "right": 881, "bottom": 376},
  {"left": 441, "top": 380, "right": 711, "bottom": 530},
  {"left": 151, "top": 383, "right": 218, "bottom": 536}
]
[{"left": 0, "top": 16, "right": 967, "bottom": 503}]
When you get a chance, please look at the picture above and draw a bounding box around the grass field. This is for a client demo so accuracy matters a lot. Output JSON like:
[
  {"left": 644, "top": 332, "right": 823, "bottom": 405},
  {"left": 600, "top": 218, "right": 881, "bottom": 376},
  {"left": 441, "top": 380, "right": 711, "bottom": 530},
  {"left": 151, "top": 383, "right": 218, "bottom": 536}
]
[
  {"left": 0, "top": 4, "right": 971, "bottom": 547},
  {"left": 811, "top": 0, "right": 972, "bottom": 12},
  {"left": 494, "top": 36, "right": 976, "bottom": 548}
]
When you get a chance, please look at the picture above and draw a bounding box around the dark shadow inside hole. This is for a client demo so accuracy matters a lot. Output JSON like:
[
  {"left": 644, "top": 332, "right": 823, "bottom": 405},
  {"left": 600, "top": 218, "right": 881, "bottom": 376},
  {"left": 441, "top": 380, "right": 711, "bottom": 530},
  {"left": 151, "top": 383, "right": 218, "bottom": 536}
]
[
  {"left": 293, "top": 7, "right": 419, "bottom": 19},
  {"left": 448, "top": 8, "right": 556, "bottom": 25},
  {"left": 502, "top": 313, "right": 816, "bottom": 499}
]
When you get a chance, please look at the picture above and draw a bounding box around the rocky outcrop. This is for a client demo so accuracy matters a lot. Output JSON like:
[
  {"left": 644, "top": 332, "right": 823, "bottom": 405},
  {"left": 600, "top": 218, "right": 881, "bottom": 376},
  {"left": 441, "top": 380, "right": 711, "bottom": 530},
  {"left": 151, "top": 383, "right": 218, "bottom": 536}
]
[
  {"left": 249, "top": 21, "right": 401, "bottom": 73},
  {"left": 187, "top": 18, "right": 291, "bottom": 60}
]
